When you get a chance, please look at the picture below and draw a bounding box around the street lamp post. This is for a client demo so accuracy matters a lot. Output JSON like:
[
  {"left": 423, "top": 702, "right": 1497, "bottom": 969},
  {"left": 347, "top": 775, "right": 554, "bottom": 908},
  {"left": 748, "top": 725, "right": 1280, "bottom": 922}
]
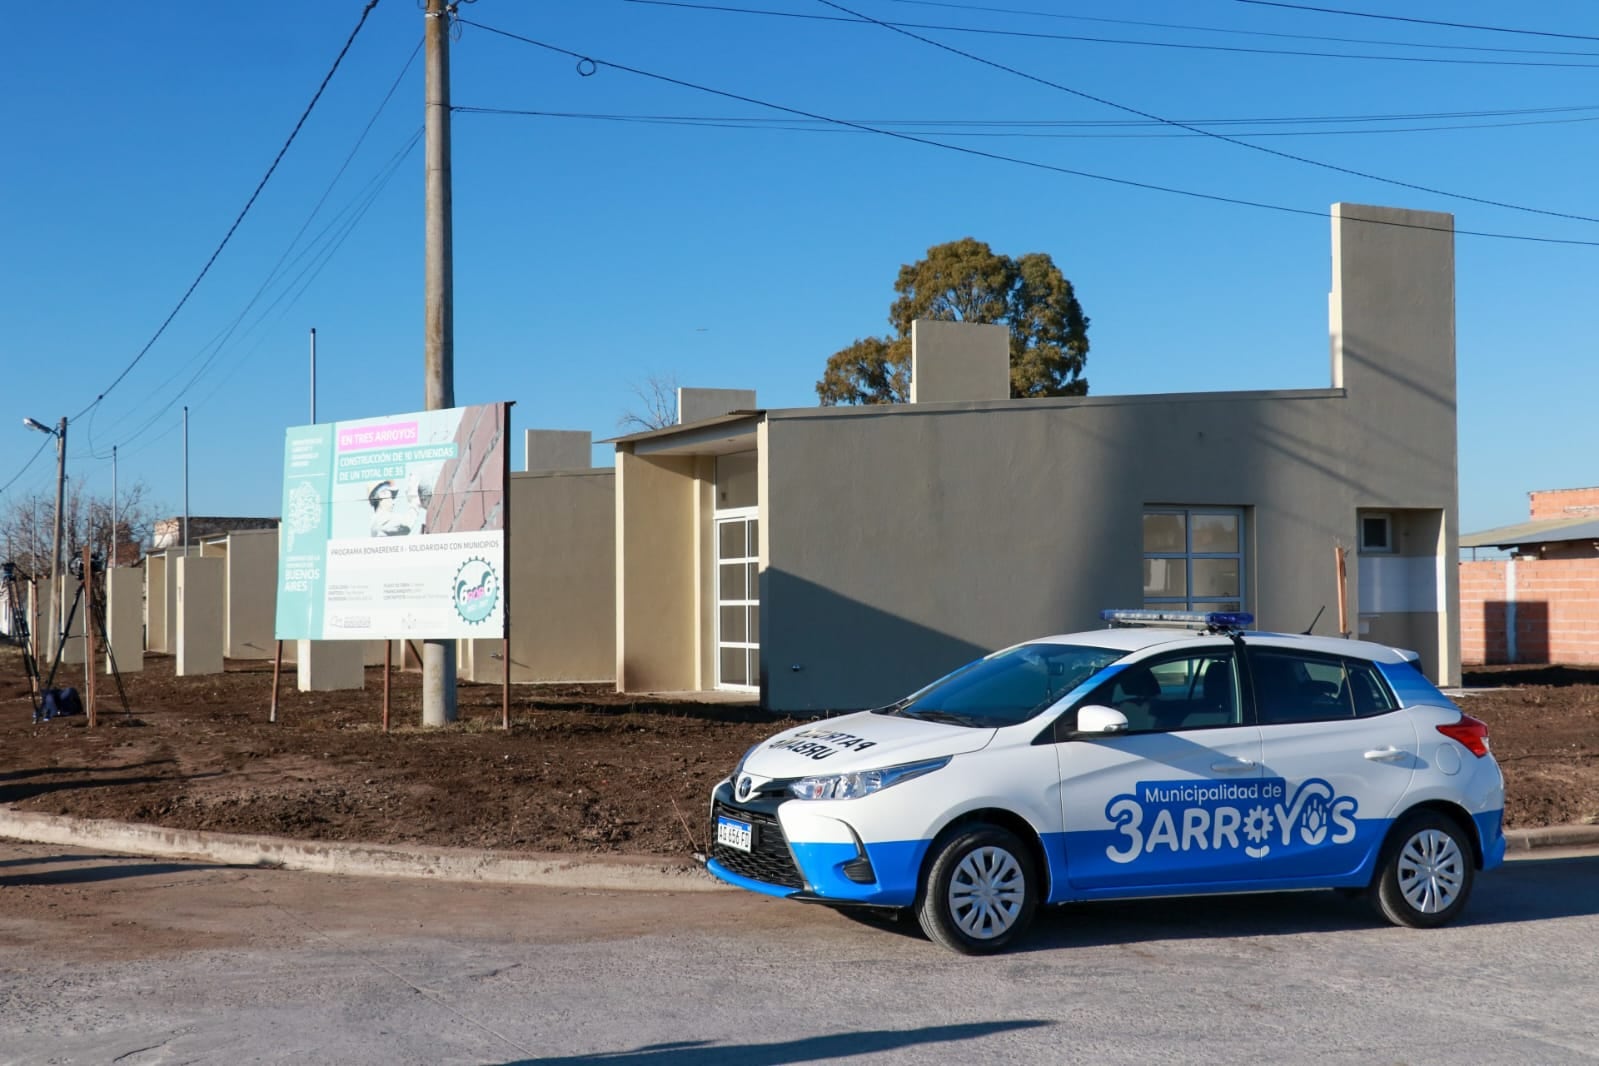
[{"left": 22, "top": 416, "right": 67, "bottom": 660}]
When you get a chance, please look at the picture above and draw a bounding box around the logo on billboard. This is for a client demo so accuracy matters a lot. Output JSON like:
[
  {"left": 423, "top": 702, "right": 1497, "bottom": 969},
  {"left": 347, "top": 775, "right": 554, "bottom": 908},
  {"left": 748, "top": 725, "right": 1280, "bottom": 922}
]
[{"left": 452, "top": 557, "right": 500, "bottom": 624}]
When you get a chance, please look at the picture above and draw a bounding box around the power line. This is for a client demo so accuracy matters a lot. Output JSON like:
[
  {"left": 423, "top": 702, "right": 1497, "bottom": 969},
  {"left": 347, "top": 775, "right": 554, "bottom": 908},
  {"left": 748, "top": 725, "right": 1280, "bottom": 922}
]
[
  {"left": 624, "top": 0, "right": 1599, "bottom": 68},
  {"left": 69, "top": 0, "right": 383, "bottom": 425},
  {"left": 454, "top": 18, "right": 1599, "bottom": 247},
  {"left": 0, "top": 439, "right": 52, "bottom": 503},
  {"left": 1235, "top": 1, "right": 1599, "bottom": 44},
  {"left": 86, "top": 37, "right": 422, "bottom": 460},
  {"left": 814, "top": 0, "right": 1599, "bottom": 226},
  {"left": 891, "top": 0, "right": 1599, "bottom": 56},
  {"left": 455, "top": 105, "right": 1599, "bottom": 138}
]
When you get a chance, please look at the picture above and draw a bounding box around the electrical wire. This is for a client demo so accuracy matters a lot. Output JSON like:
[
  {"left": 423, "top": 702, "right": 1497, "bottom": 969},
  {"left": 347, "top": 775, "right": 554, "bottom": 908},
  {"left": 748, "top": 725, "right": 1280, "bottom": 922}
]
[
  {"left": 815, "top": 0, "right": 1599, "bottom": 226},
  {"left": 453, "top": 18, "right": 1599, "bottom": 248},
  {"left": 889, "top": 0, "right": 1599, "bottom": 56},
  {"left": 624, "top": 0, "right": 1599, "bottom": 68},
  {"left": 0, "top": 439, "right": 52, "bottom": 502},
  {"left": 454, "top": 104, "right": 1599, "bottom": 138},
  {"left": 69, "top": 0, "right": 384, "bottom": 426},
  {"left": 1234, "top": 1, "right": 1599, "bottom": 44},
  {"left": 86, "top": 37, "right": 422, "bottom": 459}
]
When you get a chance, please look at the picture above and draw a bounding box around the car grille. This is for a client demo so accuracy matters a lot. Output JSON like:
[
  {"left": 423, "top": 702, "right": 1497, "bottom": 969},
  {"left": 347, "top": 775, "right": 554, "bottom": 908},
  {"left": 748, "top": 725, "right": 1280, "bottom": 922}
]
[{"left": 711, "top": 801, "right": 803, "bottom": 890}]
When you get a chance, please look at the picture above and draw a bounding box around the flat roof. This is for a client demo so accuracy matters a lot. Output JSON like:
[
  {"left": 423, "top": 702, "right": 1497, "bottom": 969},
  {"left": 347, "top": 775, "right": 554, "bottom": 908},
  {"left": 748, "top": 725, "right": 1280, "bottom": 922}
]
[{"left": 1460, "top": 515, "right": 1599, "bottom": 549}]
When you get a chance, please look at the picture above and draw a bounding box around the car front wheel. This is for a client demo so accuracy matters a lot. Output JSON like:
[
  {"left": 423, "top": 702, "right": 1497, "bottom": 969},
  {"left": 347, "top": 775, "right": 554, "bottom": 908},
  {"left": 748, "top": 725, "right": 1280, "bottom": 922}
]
[
  {"left": 916, "top": 824, "right": 1038, "bottom": 954},
  {"left": 1370, "top": 810, "right": 1475, "bottom": 929}
]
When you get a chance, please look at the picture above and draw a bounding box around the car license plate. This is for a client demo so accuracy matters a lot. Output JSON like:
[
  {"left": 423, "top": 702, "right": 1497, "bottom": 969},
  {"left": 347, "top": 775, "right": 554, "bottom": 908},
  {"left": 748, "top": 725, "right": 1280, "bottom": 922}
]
[{"left": 716, "top": 815, "right": 753, "bottom": 852}]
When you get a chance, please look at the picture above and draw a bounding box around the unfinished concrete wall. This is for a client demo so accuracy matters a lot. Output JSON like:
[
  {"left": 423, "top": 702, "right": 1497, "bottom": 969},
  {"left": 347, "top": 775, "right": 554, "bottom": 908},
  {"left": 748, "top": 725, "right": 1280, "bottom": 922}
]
[
  {"left": 221, "top": 531, "right": 278, "bottom": 659},
  {"left": 615, "top": 452, "right": 698, "bottom": 692},
  {"left": 105, "top": 567, "right": 144, "bottom": 674},
  {"left": 175, "top": 555, "right": 224, "bottom": 676},
  {"left": 909, "top": 319, "right": 1009, "bottom": 404},
  {"left": 463, "top": 470, "right": 616, "bottom": 685}
]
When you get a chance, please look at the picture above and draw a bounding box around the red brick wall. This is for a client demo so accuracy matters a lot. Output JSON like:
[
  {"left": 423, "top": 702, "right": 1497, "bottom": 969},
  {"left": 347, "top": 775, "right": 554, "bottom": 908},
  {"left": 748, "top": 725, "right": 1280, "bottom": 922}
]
[
  {"left": 1460, "top": 557, "right": 1599, "bottom": 665},
  {"left": 1529, "top": 487, "right": 1599, "bottom": 520}
]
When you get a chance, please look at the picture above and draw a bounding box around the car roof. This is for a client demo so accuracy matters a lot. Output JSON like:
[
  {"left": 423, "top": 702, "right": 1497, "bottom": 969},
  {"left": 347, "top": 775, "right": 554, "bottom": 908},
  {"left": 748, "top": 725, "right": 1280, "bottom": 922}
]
[{"left": 1028, "top": 627, "right": 1412, "bottom": 664}]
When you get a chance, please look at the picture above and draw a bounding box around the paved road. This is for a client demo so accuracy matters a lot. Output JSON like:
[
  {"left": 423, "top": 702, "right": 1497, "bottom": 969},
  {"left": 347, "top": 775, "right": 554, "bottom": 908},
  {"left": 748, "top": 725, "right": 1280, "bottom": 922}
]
[{"left": 2, "top": 842, "right": 1596, "bottom": 1065}]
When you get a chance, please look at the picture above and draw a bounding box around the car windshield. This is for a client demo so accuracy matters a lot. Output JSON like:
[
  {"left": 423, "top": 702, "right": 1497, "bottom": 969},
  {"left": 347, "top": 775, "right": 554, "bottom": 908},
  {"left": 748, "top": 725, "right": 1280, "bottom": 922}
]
[{"left": 885, "top": 643, "right": 1126, "bottom": 728}]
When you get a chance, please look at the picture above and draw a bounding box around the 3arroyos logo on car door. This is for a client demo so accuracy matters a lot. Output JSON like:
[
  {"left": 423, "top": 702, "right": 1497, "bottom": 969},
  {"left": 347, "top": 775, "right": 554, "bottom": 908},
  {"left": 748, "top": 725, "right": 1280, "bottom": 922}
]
[{"left": 1103, "top": 776, "right": 1360, "bottom": 876}]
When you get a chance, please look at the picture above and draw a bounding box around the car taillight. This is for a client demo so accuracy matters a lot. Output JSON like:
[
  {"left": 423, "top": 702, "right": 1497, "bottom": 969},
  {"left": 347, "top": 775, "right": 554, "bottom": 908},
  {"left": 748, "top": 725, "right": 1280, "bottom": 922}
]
[{"left": 1436, "top": 714, "right": 1491, "bottom": 757}]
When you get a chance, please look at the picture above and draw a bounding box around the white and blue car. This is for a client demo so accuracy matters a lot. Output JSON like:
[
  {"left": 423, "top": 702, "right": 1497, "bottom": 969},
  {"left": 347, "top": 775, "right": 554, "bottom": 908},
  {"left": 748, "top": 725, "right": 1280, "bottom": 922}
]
[{"left": 707, "top": 611, "right": 1506, "bottom": 954}]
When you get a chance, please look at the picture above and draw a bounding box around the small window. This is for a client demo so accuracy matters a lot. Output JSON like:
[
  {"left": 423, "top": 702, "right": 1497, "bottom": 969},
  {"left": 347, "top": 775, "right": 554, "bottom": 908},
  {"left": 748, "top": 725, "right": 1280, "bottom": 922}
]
[{"left": 1359, "top": 513, "right": 1393, "bottom": 554}]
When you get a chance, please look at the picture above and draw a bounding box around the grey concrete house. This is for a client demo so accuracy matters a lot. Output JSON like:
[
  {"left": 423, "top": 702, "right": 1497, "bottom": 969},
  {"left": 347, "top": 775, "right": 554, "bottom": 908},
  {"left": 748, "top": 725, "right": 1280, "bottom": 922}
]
[{"left": 612, "top": 203, "right": 1461, "bottom": 712}]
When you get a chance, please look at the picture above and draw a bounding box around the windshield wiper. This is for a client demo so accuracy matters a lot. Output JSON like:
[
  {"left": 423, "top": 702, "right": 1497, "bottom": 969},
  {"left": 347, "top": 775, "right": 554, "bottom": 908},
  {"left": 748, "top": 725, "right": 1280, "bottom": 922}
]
[{"left": 903, "top": 709, "right": 986, "bottom": 728}]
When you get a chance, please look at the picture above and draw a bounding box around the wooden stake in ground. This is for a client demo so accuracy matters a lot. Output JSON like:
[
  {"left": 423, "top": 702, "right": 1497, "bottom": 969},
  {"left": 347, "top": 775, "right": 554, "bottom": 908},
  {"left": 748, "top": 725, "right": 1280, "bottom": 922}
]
[
  {"left": 383, "top": 640, "right": 392, "bottom": 733},
  {"left": 83, "top": 547, "right": 97, "bottom": 729},
  {"left": 270, "top": 640, "right": 283, "bottom": 723}
]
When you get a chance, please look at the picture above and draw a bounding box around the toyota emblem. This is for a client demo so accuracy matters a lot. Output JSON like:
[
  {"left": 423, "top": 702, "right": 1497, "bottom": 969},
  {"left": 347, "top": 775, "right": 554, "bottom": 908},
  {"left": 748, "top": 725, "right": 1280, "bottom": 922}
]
[{"left": 737, "top": 775, "right": 754, "bottom": 801}]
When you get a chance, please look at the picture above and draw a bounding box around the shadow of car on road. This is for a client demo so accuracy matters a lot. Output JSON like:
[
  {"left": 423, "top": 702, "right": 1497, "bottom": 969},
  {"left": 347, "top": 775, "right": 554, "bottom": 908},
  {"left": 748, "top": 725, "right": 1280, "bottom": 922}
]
[
  {"left": 811, "top": 853, "right": 1599, "bottom": 953},
  {"left": 494, "top": 1020, "right": 1052, "bottom": 1065}
]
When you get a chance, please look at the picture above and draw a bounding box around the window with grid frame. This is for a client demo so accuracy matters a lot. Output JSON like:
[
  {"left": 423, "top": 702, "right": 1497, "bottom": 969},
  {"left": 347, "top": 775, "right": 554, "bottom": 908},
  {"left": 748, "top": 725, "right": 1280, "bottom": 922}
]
[{"left": 1142, "top": 507, "right": 1245, "bottom": 613}]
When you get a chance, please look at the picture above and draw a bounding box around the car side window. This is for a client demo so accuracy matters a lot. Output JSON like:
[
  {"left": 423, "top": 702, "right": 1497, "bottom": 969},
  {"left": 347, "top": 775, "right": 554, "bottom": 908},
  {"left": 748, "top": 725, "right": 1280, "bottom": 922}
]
[
  {"left": 1248, "top": 649, "right": 1371, "bottom": 725},
  {"left": 1345, "top": 660, "right": 1397, "bottom": 717},
  {"left": 1078, "top": 651, "right": 1241, "bottom": 734}
]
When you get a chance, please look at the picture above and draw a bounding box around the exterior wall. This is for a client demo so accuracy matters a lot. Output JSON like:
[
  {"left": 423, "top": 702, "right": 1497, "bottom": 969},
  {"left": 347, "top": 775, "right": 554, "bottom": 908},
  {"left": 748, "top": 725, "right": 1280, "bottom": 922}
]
[
  {"left": 105, "top": 567, "right": 144, "bottom": 674},
  {"left": 615, "top": 452, "right": 699, "bottom": 691},
  {"left": 757, "top": 204, "right": 1458, "bottom": 710},
  {"left": 462, "top": 470, "right": 617, "bottom": 684},
  {"left": 1530, "top": 487, "right": 1599, "bottom": 521},
  {"left": 909, "top": 319, "right": 1008, "bottom": 403},
  {"left": 296, "top": 639, "right": 365, "bottom": 691},
  {"left": 144, "top": 552, "right": 177, "bottom": 654},
  {"left": 174, "top": 555, "right": 224, "bottom": 676},
  {"left": 223, "top": 531, "right": 279, "bottom": 658},
  {"left": 1460, "top": 557, "right": 1599, "bottom": 665}
]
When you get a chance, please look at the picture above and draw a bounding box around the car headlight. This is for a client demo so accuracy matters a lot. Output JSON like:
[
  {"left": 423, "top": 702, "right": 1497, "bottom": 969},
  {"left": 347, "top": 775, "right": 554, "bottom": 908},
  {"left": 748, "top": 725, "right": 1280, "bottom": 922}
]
[{"left": 787, "top": 757, "right": 950, "bottom": 801}]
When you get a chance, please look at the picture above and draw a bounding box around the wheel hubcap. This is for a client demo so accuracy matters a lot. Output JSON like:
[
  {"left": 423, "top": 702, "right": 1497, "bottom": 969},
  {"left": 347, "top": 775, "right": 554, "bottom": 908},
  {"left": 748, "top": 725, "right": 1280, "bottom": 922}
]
[
  {"left": 947, "top": 846, "right": 1025, "bottom": 940},
  {"left": 1396, "top": 828, "right": 1465, "bottom": 914}
]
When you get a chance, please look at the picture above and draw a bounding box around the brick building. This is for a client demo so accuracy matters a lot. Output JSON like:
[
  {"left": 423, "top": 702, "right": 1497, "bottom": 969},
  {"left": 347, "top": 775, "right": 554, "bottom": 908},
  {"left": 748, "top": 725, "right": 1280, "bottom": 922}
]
[{"left": 1460, "top": 487, "right": 1599, "bottom": 665}]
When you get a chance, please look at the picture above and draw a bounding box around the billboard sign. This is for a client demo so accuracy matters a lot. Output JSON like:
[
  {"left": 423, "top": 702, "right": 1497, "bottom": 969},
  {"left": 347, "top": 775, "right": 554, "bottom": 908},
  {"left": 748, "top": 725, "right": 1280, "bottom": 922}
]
[{"left": 275, "top": 402, "right": 509, "bottom": 641}]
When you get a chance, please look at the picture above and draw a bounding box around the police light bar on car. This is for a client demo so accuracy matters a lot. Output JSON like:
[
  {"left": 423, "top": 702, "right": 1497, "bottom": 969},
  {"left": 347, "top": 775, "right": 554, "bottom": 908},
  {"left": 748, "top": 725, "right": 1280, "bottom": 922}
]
[{"left": 1100, "top": 608, "right": 1254, "bottom": 630}]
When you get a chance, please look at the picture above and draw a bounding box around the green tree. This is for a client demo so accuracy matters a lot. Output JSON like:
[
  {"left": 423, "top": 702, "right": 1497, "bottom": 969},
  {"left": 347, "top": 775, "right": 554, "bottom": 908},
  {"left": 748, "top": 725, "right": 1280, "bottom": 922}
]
[{"left": 816, "top": 238, "right": 1090, "bottom": 405}]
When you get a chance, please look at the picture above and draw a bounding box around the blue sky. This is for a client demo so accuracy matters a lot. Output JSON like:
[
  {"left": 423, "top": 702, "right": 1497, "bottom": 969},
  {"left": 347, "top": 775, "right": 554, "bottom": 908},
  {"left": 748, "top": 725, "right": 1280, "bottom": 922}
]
[{"left": 3, "top": 0, "right": 1595, "bottom": 539}]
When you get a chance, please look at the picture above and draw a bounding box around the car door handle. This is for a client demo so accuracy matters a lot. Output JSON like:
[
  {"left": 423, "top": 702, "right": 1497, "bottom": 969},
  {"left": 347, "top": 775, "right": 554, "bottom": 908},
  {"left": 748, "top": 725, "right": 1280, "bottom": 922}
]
[
  {"left": 1364, "top": 747, "right": 1408, "bottom": 763},
  {"left": 1210, "top": 759, "right": 1256, "bottom": 774}
]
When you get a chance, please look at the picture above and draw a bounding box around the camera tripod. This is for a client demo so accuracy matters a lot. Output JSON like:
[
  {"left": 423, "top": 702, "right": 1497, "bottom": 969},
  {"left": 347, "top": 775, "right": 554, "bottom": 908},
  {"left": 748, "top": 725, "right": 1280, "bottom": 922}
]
[
  {"left": 2, "top": 562, "right": 42, "bottom": 712},
  {"left": 37, "top": 559, "right": 131, "bottom": 723}
]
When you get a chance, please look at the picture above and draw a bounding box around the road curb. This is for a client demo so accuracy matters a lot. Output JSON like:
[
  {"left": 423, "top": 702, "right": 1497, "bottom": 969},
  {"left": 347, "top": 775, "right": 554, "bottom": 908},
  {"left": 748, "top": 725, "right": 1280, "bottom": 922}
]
[
  {"left": 1503, "top": 823, "right": 1599, "bottom": 852},
  {"left": 2, "top": 808, "right": 1593, "bottom": 888},
  {"left": 0, "top": 808, "right": 730, "bottom": 893}
]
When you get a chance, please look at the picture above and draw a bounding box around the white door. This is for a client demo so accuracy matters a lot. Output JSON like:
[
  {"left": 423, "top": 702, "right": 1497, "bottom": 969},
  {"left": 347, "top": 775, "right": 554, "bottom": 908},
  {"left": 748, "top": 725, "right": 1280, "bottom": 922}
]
[{"left": 715, "top": 510, "right": 759, "bottom": 692}]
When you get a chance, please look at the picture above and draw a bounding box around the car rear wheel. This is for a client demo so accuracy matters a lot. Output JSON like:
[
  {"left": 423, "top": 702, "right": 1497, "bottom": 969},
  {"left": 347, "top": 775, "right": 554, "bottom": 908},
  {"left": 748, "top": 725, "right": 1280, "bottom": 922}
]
[
  {"left": 916, "top": 825, "right": 1037, "bottom": 955},
  {"left": 1370, "top": 810, "right": 1475, "bottom": 929}
]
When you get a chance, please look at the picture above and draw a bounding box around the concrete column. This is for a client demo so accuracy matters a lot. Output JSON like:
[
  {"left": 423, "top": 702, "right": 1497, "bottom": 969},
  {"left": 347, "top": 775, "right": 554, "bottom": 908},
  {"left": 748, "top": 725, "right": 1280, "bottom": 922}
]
[
  {"left": 105, "top": 567, "right": 144, "bottom": 674},
  {"left": 175, "top": 555, "right": 225, "bottom": 676},
  {"left": 296, "top": 639, "right": 365, "bottom": 691}
]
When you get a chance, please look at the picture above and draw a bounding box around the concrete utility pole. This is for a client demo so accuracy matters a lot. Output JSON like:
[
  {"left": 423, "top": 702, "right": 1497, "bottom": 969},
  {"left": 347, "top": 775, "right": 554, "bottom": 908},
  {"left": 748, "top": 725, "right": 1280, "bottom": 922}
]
[{"left": 422, "top": 0, "right": 457, "bottom": 725}]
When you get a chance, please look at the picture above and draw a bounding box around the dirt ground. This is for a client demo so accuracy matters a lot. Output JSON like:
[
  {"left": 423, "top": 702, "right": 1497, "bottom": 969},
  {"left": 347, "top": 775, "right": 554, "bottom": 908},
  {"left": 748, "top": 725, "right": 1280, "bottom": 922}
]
[{"left": 1, "top": 648, "right": 1595, "bottom": 860}]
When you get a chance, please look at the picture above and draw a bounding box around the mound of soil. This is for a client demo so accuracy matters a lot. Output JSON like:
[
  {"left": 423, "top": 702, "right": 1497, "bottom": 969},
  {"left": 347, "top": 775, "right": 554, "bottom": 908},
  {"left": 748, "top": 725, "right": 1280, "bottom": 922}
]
[{"left": 1, "top": 650, "right": 1595, "bottom": 859}]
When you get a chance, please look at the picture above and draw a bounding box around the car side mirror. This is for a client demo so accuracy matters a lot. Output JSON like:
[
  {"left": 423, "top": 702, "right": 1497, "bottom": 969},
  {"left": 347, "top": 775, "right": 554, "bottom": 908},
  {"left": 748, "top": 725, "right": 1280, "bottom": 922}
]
[{"left": 1072, "top": 705, "right": 1129, "bottom": 737}]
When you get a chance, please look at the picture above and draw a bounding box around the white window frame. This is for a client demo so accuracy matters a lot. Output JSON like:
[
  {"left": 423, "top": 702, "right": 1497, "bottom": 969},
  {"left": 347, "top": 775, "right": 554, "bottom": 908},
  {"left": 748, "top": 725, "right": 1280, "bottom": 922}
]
[
  {"left": 714, "top": 506, "right": 760, "bottom": 693},
  {"left": 1359, "top": 512, "right": 1394, "bottom": 554},
  {"left": 1143, "top": 506, "right": 1247, "bottom": 613}
]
